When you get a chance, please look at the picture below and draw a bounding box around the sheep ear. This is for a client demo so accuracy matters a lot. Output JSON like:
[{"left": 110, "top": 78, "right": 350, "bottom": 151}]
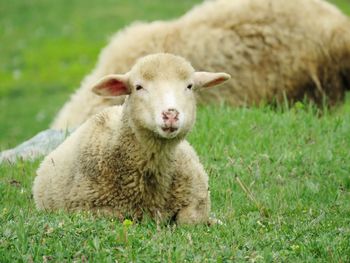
[
  {"left": 194, "top": 72, "right": 231, "bottom": 89},
  {"left": 92, "top": 74, "right": 130, "bottom": 96}
]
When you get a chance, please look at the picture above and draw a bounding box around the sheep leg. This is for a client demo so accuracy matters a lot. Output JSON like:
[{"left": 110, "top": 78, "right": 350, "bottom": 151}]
[{"left": 176, "top": 193, "right": 211, "bottom": 225}]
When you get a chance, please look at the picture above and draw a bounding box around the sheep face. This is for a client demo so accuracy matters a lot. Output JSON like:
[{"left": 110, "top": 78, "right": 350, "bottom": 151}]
[
  {"left": 92, "top": 53, "right": 230, "bottom": 140},
  {"left": 127, "top": 79, "right": 196, "bottom": 140}
]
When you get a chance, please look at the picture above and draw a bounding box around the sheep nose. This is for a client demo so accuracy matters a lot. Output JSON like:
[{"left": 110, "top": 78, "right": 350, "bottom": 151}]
[{"left": 162, "top": 108, "right": 179, "bottom": 124}]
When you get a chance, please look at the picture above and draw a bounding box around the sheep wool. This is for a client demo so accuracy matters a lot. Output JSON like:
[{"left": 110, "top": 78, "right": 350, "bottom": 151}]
[
  {"left": 51, "top": 0, "right": 350, "bottom": 130},
  {"left": 33, "top": 53, "right": 230, "bottom": 224}
]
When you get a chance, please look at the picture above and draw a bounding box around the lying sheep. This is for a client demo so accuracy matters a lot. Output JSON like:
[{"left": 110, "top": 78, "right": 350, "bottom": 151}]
[
  {"left": 51, "top": 0, "right": 350, "bottom": 130},
  {"left": 33, "top": 53, "right": 230, "bottom": 224}
]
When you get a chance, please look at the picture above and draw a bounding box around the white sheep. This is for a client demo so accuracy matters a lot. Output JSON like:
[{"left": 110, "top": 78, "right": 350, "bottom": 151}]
[
  {"left": 32, "top": 53, "right": 230, "bottom": 224},
  {"left": 51, "top": 0, "right": 350, "bottom": 130}
]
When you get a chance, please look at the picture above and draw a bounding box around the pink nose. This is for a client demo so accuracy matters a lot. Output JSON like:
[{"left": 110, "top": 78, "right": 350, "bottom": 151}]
[{"left": 162, "top": 109, "right": 179, "bottom": 125}]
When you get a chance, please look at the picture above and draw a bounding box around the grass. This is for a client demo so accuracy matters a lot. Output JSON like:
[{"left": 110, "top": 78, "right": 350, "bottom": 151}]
[{"left": 1, "top": 0, "right": 350, "bottom": 262}]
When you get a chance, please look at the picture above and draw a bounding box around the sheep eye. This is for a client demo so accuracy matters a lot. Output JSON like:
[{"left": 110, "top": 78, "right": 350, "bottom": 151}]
[
  {"left": 187, "top": 84, "right": 193, "bottom": 90},
  {"left": 135, "top": 85, "right": 143, "bottom": 91}
]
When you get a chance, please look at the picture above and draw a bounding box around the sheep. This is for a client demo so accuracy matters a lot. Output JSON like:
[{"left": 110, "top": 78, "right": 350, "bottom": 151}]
[
  {"left": 51, "top": 0, "right": 350, "bottom": 130},
  {"left": 32, "top": 53, "right": 230, "bottom": 224}
]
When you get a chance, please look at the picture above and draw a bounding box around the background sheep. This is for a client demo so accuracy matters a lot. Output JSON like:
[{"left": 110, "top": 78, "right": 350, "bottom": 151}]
[
  {"left": 33, "top": 53, "right": 230, "bottom": 224},
  {"left": 51, "top": 0, "right": 350, "bottom": 130}
]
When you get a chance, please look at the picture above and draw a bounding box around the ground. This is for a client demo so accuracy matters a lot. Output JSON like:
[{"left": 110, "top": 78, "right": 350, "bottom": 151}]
[{"left": 0, "top": 0, "right": 350, "bottom": 262}]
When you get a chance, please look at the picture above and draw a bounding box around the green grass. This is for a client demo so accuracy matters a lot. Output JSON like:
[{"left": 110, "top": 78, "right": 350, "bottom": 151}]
[{"left": 1, "top": 0, "right": 350, "bottom": 262}]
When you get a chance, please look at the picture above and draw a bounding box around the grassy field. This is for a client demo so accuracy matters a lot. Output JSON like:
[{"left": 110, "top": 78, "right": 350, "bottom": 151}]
[{"left": 1, "top": 0, "right": 350, "bottom": 262}]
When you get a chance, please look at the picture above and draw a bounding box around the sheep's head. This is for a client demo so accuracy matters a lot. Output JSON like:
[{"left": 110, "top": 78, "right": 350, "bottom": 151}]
[{"left": 92, "top": 53, "right": 230, "bottom": 140}]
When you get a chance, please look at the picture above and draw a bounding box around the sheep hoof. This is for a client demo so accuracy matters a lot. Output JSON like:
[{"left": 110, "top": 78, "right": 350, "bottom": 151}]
[{"left": 208, "top": 217, "right": 224, "bottom": 226}]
